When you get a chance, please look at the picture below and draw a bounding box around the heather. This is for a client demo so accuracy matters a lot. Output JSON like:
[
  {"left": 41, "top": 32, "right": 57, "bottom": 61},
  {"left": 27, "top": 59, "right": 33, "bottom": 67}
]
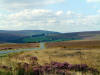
[
  {"left": 0, "top": 40, "right": 100, "bottom": 75},
  {"left": 0, "top": 56, "right": 99, "bottom": 75}
]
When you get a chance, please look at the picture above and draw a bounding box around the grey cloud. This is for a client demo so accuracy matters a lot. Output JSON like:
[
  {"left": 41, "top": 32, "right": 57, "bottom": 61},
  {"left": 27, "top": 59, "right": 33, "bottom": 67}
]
[
  {"left": 0, "top": 9, "right": 100, "bottom": 32},
  {"left": 0, "top": 0, "right": 64, "bottom": 10}
]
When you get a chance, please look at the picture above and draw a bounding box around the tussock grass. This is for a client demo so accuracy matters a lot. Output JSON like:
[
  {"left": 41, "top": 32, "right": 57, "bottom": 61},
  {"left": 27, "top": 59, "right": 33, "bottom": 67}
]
[
  {"left": 0, "top": 40, "right": 100, "bottom": 74},
  {"left": 1, "top": 48, "right": 99, "bottom": 71}
]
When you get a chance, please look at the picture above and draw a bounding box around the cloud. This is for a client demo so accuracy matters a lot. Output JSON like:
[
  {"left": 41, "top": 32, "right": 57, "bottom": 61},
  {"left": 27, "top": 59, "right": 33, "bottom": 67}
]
[
  {"left": 0, "top": 0, "right": 64, "bottom": 10},
  {"left": 66, "top": 11, "right": 74, "bottom": 15},
  {"left": 87, "top": 0, "right": 100, "bottom": 2},
  {"left": 56, "top": 11, "right": 63, "bottom": 16},
  {"left": 0, "top": 9, "right": 100, "bottom": 32}
]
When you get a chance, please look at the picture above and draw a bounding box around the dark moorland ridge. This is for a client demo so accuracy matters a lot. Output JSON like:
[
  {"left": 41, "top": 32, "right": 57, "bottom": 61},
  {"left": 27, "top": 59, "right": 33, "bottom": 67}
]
[
  {"left": 0, "top": 30, "right": 100, "bottom": 43},
  {"left": 0, "top": 30, "right": 60, "bottom": 43}
]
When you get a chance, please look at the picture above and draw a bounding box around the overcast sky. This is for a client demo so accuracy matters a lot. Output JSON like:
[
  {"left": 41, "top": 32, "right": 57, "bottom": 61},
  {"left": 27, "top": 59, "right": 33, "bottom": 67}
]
[{"left": 0, "top": 0, "right": 100, "bottom": 32}]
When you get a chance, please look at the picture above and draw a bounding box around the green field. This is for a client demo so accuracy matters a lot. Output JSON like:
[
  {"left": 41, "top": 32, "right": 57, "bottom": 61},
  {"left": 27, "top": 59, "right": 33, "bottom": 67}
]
[{"left": 22, "top": 36, "right": 80, "bottom": 43}]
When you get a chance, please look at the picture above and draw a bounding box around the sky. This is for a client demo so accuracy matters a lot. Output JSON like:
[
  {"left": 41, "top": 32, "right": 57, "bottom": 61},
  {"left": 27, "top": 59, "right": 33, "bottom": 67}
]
[{"left": 0, "top": 0, "right": 100, "bottom": 33}]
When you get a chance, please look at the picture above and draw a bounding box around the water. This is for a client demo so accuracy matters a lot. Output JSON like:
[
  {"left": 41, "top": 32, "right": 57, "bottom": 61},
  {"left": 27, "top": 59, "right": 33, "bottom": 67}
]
[{"left": 0, "top": 43, "right": 45, "bottom": 56}]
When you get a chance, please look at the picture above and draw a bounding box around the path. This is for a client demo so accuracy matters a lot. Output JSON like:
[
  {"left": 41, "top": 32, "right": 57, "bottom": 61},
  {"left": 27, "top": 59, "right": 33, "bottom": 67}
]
[{"left": 0, "top": 43, "right": 45, "bottom": 56}]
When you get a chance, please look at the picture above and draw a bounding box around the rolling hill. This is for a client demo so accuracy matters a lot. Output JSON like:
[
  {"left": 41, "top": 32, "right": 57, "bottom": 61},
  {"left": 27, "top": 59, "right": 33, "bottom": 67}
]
[
  {"left": 0, "top": 30, "right": 100, "bottom": 43},
  {"left": 0, "top": 30, "right": 60, "bottom": 43},
  {"left": 0, "top": 30, "right": 59, "bottom": 36},
  {"left": 13, "top": 31, "right": 100, "bottom": 43},
  {"left": 46, "top": 31, "right": 100, "bottom": 40}
]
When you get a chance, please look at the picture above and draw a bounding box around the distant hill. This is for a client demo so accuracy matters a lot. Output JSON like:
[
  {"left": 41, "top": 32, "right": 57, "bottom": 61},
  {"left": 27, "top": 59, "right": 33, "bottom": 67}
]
[
  {"left": 47, "top": 31, "right": 100, "bottom": 40},
  {"left": 13, "top": 31, "right": 100, "bottom": 43},
  {"left": 0, "top": 30, "right": 59, "bottom": 36},
  {"left": 0, "top": 33, "right": 23, "bottom": 43},
  {"left": 0, "top": 30, "right": 60, "bottom": 43},
  {"left": 0, "top": 30, "right": 100, "bottom": 43}
]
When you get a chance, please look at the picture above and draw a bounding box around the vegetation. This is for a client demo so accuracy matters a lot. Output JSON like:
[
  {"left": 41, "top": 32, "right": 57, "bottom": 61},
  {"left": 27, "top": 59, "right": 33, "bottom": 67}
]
[
  {"left": 22, "top": 36, "right": 80, "bottom": 43},
  {"left": 0, "top": 55, "right": 99, "bottom": 75},
  {"left": 11, "top": 31, "right": 100, "bottom": 43},
  {"left": 0, "top": 43, "right": 39, "bottom": 51},
  {"left": 0, "top": 40, "right": 100, "bottom": 75},
  {"left": 46, "top": 40, "right": 100, "bottom": 49},
  {"left": 0, "top": 30, "right": 100, "bottom": 43},
  {"left": 0, "top": 30, "right": 59, "bottom": 43}
]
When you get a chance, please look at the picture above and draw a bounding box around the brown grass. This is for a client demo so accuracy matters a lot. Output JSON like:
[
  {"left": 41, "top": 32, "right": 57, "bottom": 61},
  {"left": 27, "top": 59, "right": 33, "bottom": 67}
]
[
  {"left": 46, "top": 40, "right": 100, "bottom": 49},
  {"left": 0, "top": 40, "right": 100, "bottom": 72},
  {"left": 0, "top": 43, "right": 39, "bottom": 50},
  {"left": 1, "top": 48, "right": 99, "bottom": 71}
]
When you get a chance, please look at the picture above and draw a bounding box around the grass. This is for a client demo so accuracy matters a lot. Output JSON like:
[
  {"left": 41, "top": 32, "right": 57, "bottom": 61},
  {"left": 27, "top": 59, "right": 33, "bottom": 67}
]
[
  {"left": 46, "top": 40, "right": 100, "bottom": 48},
  {"left": 11, "top": 48, "right": 100, "bottom": 71},
  {"left": 0, "top": 51, "right": 99, "bottom": 75},
  {"left": 23, "top": 36, "right": 80, "bottom": 43},
  {"left": 0, "top": 43, "right": 39, "bottom": 51},
  {"left": 1, "top": 48, "right": 100, "bottom": 70},
  {"left": 0, "top": 40, "right": 100, "bottom": 75}
]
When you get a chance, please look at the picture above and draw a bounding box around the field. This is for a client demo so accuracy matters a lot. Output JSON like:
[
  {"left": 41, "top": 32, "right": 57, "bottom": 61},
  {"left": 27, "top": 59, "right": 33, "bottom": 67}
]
[
  {"left": 45, "top": 40, "right": 100, "bottom": 70},
  {"left": 0, "top": 40, "right": 100, "bottom": 75},
  {"left": 0, "top": 43, "right": 39, "bottom": 50},
  {"left": 22, "top": 36, "right": 80, "bottom": 43},
  {"left": 46, "top": 40, "right": 100, "bottom": 49}
]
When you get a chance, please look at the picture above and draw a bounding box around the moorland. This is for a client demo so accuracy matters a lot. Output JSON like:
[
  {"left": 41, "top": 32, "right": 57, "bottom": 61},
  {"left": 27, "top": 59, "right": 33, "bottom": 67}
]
[{"left": 0, "top": 30, "right": 100, "bottom": 75}]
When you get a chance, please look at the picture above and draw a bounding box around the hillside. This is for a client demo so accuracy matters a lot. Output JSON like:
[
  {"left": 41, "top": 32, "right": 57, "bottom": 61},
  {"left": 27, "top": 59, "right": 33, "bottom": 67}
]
[
  {"left": 0, "top": 30, "right": 100, "bottom": 43},
  {"left": 0, "top": 33, "right": 23, "bottom": 43},
  {"left": 47, "top": 31, "right": 100, "bottom": 40},
  {"left": 17, "top": 31, "right": 100, "bottom": 43},
  {"left": 0, "top": 30, "right": 60, "bottom": 43},
  {"left": 0, "top": 30, "right": 59, "bottom": 36}
]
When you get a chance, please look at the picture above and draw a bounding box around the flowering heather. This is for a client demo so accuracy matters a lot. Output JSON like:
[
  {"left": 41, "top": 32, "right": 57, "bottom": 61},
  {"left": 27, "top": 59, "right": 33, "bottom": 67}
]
[
  {"left": 0, "top": 65, "right": 12, "bottom": 71},
  {"left": 30, "top": 56, "right": 38, "bottom": 61},
  {"left": 0, "top": 56, "right": 99, "bottom": 75}
]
